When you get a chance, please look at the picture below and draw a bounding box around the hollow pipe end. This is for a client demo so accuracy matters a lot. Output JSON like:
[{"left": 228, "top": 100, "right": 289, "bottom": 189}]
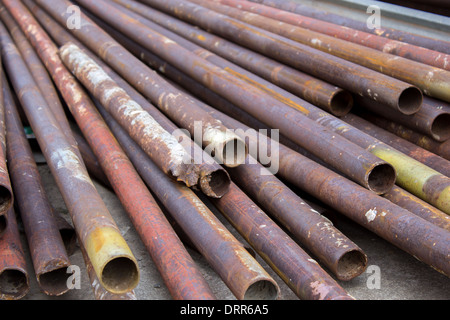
[
  {"left": 431, "top": 112, "right": 450, "bottom": 142},
  {"left": 366, "top": 162, "right": 397, "bottom": 195},
  {"left": 397, "top": 86, "right": 423, "bottom": 115},
  {"left": 37, "top": 265, "right": 72, "bottom": 296},
  {"left": 335, "top": 249, "right": 368, "bottom": 281},
  {"left": 0, "top": 268, "right": 30, "bottom": 300},
  {"left": 242, "top": 277, "right": 280, "bottom": 300},
  {"left": 329, "top": 90, "right": 354, "bottom": 117},
  {"left": 199, "top": 168, "right": 231, "bottom": 198}
]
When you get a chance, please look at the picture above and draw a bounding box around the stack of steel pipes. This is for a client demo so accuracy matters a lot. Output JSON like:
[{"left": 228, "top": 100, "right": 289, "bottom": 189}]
[{"left": 0, "top": 0, "right": 448, "bottom": 301}]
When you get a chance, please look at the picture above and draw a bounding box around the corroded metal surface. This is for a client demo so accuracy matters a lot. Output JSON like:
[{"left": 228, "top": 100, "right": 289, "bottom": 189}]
[
  {"left": 228, "top": 156, "right": 367, "bottom": 281},
  {"left": 97, "top": 102, "right": 279, "bottom": 300},
  {"left": 112, "top": 0, "right": 353, "bottom": 117},
  {"left": 196, "top": 104, "right": 450, "bottom": 277},
  {"left": 216, "top": 0, "right": 450, "bottom": 72},
  {"left": 0, "top": 2, "right": 138, "bottom": 294},
  {"left": 4, "top": 71, "right": 71, "bottom": 296},
  {"left": 141, "top": 0, "right": 423, "bottom": 111},
  {"left": 36, "top": 0, "right": 247, "bottom": 169},
  {"left": 0, "top": 209, "right": 29, "bottom": 300},
  {"left": 248, "top": 0, "right": 450, "bottom": 54},
  {"left": 80, "top": 0, "right": 396, "bottom": 195},
  {"left": 213, "top": 183, "right": 355, "bottom": 300}
]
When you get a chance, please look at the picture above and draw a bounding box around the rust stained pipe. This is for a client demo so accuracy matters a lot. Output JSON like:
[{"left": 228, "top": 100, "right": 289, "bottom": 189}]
[
  {"left": 358, "top": 110, "right": 450, "bottom": 161},
  {"left": 35, "top": 0, "right": 248, "bottom": 170},
  {"left": 22, "top": 0, "right": 230, "bottom": 199},
  {"left": 0, "top": 6, "right": 83, "bottom": 163},
  {"left": 355, "top": 96, "right": 450, "bottom": 143},
  {"left": 216, "top": 0, "right": 450, "bottom": 72},
  {"left": 342, "top": 113, "right": 450, "bottom": 178},
  {"left": 95, "top": 100, "right": 280, "bottom": 301},
  {"left": 139, "top": 0, "right": 423, "bottom": 113},
  {"left": 247, "top": 0, "right": 450, "bottom": 55},
  {"left": 0, "top": 7, "right": 138, "bottom": 294},
  {"left": 189, "top": 0, "right": 450, "bottom": 107},
  {"left": 4, "top": 72, "right": 72, "bottom": 296},
  {"left": 0, "top": 209, "right": 30, "bottom": 300},
  {"left": 55, "top": 41, "right": 217, "bottom": 299},
  {"left": 194, "top": 102, "right": 450, "bottom": 277},
  {"left": 77, "top": 0, "right": 397, "bottom": 196},
  {"left": 211, "top": 183, "right": 355, "bottom": 300},
  {"left": 111, "top": 0, "right": 353, "bottom": 117}
]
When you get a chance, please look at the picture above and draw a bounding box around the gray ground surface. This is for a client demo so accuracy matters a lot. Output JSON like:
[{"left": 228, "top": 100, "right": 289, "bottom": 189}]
[{"left": 15, "top": 161, "right": 449, "bottom": 301}]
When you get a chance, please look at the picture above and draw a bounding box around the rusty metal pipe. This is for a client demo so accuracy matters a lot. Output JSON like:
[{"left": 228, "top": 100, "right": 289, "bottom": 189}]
[
  {"left": 0, "top": 6, "right": 139, "bottom": 294},
  {"left": 247, "top": 0, "right": 450, "bottom": 55},
  {"left": 0, "top": 5, "right": 83, "bottom": 163},
  {"left": 77, "top": 0, "right": 396, "bottom": 195},
  {"left": 355, "top": 96, "right": 450, "bottom": 142},
  {"left": 215, "top": 0, "right": 450, "bottom": 72},
  {"left": 358, "top": 110, "right": 450, "bottom": 161},
  {"left": 139, "top": 0, "right": 423, "bottom": 112},
  {"left": 193, "top": 101, "right": 450, "bottom": 277},
  {"left": 4, "top": 71, "right": 72, "bottom": 296},
  {"left": 188, "top": 0, "right": 450, "bottom": 106},
  {"left": 111, "top": 0, "right": 353, "bottom": 117},
  {"left": 211, "top": 183, "right": 355, "bottom": 300},
  {"left": 342, "top": 113, "right": 450, "bottom": 178},
  {"left": 22, "top": 0, "right": 230, "bottom": 199},
  {"left": 95, "top": 100, "right": 280, "bottom": 300},
  {"left": 35, "top": 0, "right": 247, "bottom": 169},
  {"left": 0, "top": 209, "right": 29, "bottom": 300}
]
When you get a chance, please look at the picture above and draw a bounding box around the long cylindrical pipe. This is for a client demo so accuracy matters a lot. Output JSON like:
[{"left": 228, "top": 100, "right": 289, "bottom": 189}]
[
  {"left": 247, "top": 0, "right": 450, "bottom": 54},
  {"left": 22, "top": 0, "right": 230, "bottom": 199},
  {"left": 96, "top": 100, "right": 280, "bottom": 301},
  {"left": 4, "top": 71, "right": 72, "bottom": 296},
  {"left": 194, "top": 102, "right": 450, "bottom": 277},
  {"left": 216, "top": 0, "right": 450, "bottom": 72},
  {"left": 78, "top": 0, "right": 396, "bottom": 195},
  {"left": 111, "top": 0, "right": 353, "bottom": 117},
  {"left": 355, "top": 96, "right": 450, "bottom": 142},
  {"left": 35, "top": 0, "right": 248, "bottom": 170},
  {"left": 341, "top": 113, "right": 450, "bottom": 177},
  {"left": 57, "top": 44, "right": 219, "bottom": 300},
  {"left": 358, "top": 110, "right": 450, "bottom": 161},
  {"left": 0, "top": 209, "right": 30, "bottom": 300},
  {"left": 0, "top": 5, "right": 139, "bottom": 294},
  {"left": 139, "top": 0, "right": 424, "bottom": 113},
  {"left": 189, "top": 0, "right": 450, "bottom": 105}
]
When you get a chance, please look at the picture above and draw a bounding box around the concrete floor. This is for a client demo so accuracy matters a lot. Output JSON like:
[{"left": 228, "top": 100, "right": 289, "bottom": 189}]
[{"left": 15, "top": 160, "right": 449, "bottom": 301}]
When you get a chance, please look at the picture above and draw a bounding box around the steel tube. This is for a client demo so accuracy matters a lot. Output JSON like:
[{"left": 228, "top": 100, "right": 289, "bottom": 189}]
[
  {"left": 112, "top": 0, "right": 353, "bottom": 117},
  {"left": 35, "top": 0, "right": 247, "bottom": 170},
  {"left": 4, "top": 71, "right": 72, "bottom": 296},
  {"left": 78, "top": 0, "right": 396, "bottom": 195},
  {"left": 341, "top": 113, "right": 450, "bottom": 178},
  {"left": 358, "top": 111, "right": 450, "bottom": 161},
  {"left": 141, "top": 0, "right": 424, "bottom": 112},
  {"left": 188, "top": 0, "right": 450, "bottom": 106},
  {"left": 215, "top": 0, "right": 450, "bottom": 72},
  {"left": 247, "top": 0, "right": 450, "bottom": 54},
  {"left": 355, "top": 96, "right": 450, "bottom": 142},
  {"left": 22, "top": 0, "right": 230, "bottom": 199},
  {"left": 96, "top": 100, "right": 280, "bottom": 301},
  {"left": 194, "top": 102, "right": 450, "bottom": 277},
  {"left": 0, "top": 5, "right": 139, "bottom": 294},
  {"left": 0, "top": 209, "right": 29, "bottom": 300}
]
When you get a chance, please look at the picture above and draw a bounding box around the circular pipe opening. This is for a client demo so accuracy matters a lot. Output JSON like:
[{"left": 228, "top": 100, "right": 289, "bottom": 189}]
[
  {"left": 398, "top": 87, "right": 423, "bottom": 115},
  {"left": 38, "top": 267, "right": 71, "bottom": 296},
  {"left": 243, "top": 279, "right": 279, "bottom": 300},
  {"left": 431, "top": 113, "right": 450, "bottom": 142},
  {"left": 336, "top": 250, "right": 368, "bottom": 281},
  {"left": 101, "top": 257, "right": 140, "bottom": 294},
  {"left": 0, "top": 187, "right": 12, "bottom": 215},
  {"left": 0, "top": 269, "right": 29, "bottom": 299},
  {"left": 367, "top": 163, "right": 397, "bottom": 194},
  {"left": 200, "top": 169, "right": 231, "bottom": 198},
  {"left": 222, "top": 138, "right": 248, "bottom": 168},
  {"left": 330, "top": 90, "right": 354, "bottom": 117}
]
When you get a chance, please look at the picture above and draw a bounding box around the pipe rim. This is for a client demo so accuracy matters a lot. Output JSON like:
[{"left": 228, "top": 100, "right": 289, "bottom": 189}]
[
  {"left": 397, "top": 86, "right": 423, "bottom": 115},
  {"left": 329, "top": 90, "right": 354, "bottom": 117},
  {"left": 0, "top": 268, "right": 29, "bottom": 300},
  {"left": 366, "top": 162, "right": 397, "bottom": 195}
]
